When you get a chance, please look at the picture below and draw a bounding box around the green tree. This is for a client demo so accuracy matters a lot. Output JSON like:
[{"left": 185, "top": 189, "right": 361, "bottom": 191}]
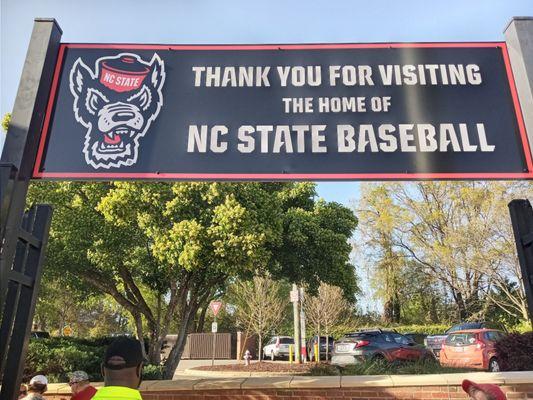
[
  {"left": 227, "top": 275, "right": 288, "bottom": 361},
  {"left": 357, "top": 181, "right": 532, "bottom": 325},
  {"left": 304, "top": 282, "right": 351, "bottom": 359},
  {"left": 358, "top": 184, "right": 406, "bottom": 323},
  {"left": 2, "top": 112, "right": 10, "bottom": 132},
  {"left": 28, "top": 181, "right": 358, "bottom": 378}
]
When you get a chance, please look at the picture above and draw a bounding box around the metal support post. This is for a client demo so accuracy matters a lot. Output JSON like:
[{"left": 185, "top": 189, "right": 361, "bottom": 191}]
[
  {"left": 0, "top": 18, "right": 62, "bottom": 307},
  {"left": 0, "top": 18, "right": 61, "bottom": 399},
  {"left": 508, "top": 199, "right": 533, "bottom": 327},
  {"left": 504, "top": 17, "right": 533, "bottom": 161}
]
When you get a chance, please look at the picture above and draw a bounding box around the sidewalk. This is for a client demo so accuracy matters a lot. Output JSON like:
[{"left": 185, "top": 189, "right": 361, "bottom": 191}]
[{"left": 174, "top": 359, "right": 240, "bottom": 378}]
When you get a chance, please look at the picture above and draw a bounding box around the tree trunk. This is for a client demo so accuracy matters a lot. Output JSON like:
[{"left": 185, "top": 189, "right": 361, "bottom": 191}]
[
  {"left": 163, "top": 303, "right": 198, "bottom": 379},
  {"left": 133, "top": 312, "right": 149, "bottom": 362},
  {"left": 325, "top": 327, "right": 330, "bottom": 361},
  {"left": 455, "top": 291, "right": 468, "bottom": 320},
  {"left": 196, "top": 306, "right": 208, "bottom": 332},
  {"left": 393, "top": 293, "right": 401, "bottom": 323},
  {"left": 383, "top": 299, "right": 393, "bottom": 323},
  {"left": 258, "top": 336, "right": 263, "bottom": 362},
  {"left": 148, "top": 337, "right": 163, "bottom": 365}
]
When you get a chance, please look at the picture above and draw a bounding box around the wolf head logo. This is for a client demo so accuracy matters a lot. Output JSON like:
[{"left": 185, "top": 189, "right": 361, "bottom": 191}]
[{"left": 69, "top": 53, "right": 165, "bottom": 169}]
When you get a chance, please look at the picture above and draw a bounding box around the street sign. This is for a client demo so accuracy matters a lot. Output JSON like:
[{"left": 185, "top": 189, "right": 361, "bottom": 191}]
[
  {"left": 211, "top": 322, "right": 218, "bottom": 333},
  {"left": 33, "top": 43, "right": 533, "bottom": 181},
  {"left": 290, "top": 290, "right": 299, "bottom": 302},
  {"left": 210, "top": 301, "right": 222, "bottom": 316}
]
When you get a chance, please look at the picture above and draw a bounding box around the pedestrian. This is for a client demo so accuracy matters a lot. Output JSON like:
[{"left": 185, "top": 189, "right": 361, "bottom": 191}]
[
  {"left": 91, "top": 337, "right": 145, "bottom": 400},
  {"left": 21, "top": 375, "right": 48, "bottom": 400},
  {"left": 69, "top": 371, "right": 97, "bottom": 400},
  {"left": 18, "top": 383, "right": 28, "bottom": 399},
  {"left": 462, "top": 380, "right": 507, "bottom": 400}
]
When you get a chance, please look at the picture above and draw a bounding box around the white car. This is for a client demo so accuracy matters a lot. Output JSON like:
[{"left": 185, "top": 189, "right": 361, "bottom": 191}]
[{"left": 262, "top": 336, "right": 294, "bottom": 360}]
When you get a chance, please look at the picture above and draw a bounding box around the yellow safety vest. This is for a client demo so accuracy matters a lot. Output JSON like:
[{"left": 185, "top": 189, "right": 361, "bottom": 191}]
[{"left": 91, "top": 386, "right": 142, "bottom": 400}]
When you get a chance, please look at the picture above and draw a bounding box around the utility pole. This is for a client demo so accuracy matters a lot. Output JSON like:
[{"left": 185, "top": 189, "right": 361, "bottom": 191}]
[
  {"left": 291, "top": 283, "right": 301, "bottom": 364},
  {"left": 299, "top": 286, "right": 307, "bottom": 363}
]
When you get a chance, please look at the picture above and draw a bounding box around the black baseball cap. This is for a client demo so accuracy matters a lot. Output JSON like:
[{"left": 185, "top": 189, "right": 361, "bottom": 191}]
[{"left": 104, "top": 337, "right": 145, "bottom": 370}]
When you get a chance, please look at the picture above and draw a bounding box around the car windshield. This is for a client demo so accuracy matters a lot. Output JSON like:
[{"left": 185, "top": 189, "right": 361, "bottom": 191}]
[
  {"left": 445, "top": 333, "right": 477, "bottom": 346},
  {"left": 447, "top": 323, "right": 481, "bottom": 333},
  {"left": 342, "top": 333, "right": 377, "bottom": 341},
  {"left": 279, "top": 337, "right": 294, "bottom": 344},
  {"left": 267, "top": 337, "right": 277, "bottom": 345}
]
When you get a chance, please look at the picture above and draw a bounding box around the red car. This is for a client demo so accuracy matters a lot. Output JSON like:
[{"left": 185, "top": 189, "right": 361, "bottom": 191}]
[{"left": 439, "top": 329, "right": 505, "bottom": 371}]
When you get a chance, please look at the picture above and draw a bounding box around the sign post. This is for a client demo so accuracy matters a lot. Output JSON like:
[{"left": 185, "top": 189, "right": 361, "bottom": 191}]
[
  {"left": 210, "top": 301, "right": 222, "bottom": 366},
  {"left": 291, "top": 284, "right": 301, "bottom": 364}
]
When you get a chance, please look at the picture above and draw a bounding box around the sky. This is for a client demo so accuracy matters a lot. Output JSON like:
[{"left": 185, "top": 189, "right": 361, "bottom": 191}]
[
  {"left": 1, "top": 0, "right": 532, "bottom": 311},
  {"left": 1, "top": 0, "right": 532, "bottom": 205}
]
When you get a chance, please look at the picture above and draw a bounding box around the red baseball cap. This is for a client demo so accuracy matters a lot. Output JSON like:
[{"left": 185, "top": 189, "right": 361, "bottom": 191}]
[{"left": 462, "top": 380, "right": 507, "bottom": 400}]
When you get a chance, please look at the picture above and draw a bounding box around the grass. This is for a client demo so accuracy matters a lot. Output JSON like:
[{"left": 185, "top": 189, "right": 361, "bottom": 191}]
[{"left": 308, "top": 358, "right": 472, "bottom": 376}]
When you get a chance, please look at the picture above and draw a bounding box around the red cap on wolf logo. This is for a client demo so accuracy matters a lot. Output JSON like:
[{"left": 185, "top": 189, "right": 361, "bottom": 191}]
[{"left": 100, "top": 55, "right": 150, "bottom": 93}]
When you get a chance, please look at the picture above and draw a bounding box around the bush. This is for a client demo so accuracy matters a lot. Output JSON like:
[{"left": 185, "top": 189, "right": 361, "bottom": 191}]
[
  {"left": 308, "top": 363, "right": 340, "bottom": 376},
  {"left": 142, "top": 364, "right": 165, "bottom": 380},
  {"left": 495, "top": 331, "right": 533, "bottom": 371},
  {"left": 308, "top": 358, "right": 468, "bottom": 376},
  {"left": 25, "top": 338, "right": 105, "bottom": 383},
  {"left": 24, "top": 336, "right": 155, "bottom": 383}
]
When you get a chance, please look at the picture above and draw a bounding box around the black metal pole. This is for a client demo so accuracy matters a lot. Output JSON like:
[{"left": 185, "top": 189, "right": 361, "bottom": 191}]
[
  {"left": 0, "top": 18, "right": 62, "bottom": 316},
  {"left": 0, "top": 18, "right": 61, "bottom": 397},
  {"left": 508, "top": 199, "right": 533, "bottom": 327}
]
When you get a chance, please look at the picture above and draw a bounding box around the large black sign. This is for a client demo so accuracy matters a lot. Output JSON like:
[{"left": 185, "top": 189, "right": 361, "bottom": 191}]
[{"left": 33, "top": 43, "right": 533, "bottom": 180}]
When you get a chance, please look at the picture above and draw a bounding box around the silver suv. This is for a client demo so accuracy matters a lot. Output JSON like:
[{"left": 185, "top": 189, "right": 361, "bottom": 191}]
[{"left": 262, "top": 336, "right": 294, "bottom": 360}]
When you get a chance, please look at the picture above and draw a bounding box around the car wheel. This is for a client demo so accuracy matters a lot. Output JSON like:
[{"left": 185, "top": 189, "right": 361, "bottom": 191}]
[
  {"left": 422, "top": 353, "right": 438, "bottom": 365},
  {"left": 371, "top": 354, "right": 386, "bottom": 364},
  {"left": 489, "top": 358, "right": 500, "bottom": 372}
]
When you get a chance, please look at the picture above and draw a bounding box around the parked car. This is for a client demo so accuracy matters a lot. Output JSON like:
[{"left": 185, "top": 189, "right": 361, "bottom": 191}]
[
  {"left": 30, "top": 331, "right": 50, "bottom": 339},
  {"left": 404, "top": 332, "right": 428, "bottom": 345},
  {"left": 425, "top": 322, "right": 505, "bottom": 358},
  {"left": 307, "top": 335, "right": 335, "bottom": 360},
  {"left": 439, "top": 329, "right": 506, "bottom": 371},
  {"left": 331, "top": 329, "right": 434, "bottom": 366},
  {"left": 263, "top": 336, "right": 294, "bottom": 360}
]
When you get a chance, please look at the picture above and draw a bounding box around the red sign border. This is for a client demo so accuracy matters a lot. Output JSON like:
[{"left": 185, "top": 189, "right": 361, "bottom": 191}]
[
  {"left": 210, "top": 301, "right": 222, "bottom": 317},
  {"left": 32, "top": 42, "right": 533, "bottom": 181}
]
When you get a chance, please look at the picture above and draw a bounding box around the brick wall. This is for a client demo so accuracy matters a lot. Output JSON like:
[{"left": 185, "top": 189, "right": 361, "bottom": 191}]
[{"left": 43, "top": 371, "right": 533, "bottom": 400}]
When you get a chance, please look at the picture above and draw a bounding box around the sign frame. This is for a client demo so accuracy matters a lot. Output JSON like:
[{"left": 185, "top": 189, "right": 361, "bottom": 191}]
[{"left": 32, "top": 42, "right": 533, "bottom": 181}]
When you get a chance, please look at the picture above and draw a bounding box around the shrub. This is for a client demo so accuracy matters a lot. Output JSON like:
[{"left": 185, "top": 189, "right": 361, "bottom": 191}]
[
  {"left": 495, "top": 331, "right": 533, "bottom": 371},
  {"left": 25, "top": 338, "right": 105, "bottom": 382},
  {"left": 308, "top": 363, "right": 340, "bottom": 376},
  {"left": 142, "top": 364, "right": 165, "bottom": 380},
  {"left": 335, "top": 358, "right": 467, "bottom": 376}
]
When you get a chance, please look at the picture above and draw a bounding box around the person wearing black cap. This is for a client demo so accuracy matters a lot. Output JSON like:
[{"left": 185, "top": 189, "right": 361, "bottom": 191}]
[{"left": 92, "top": 337, "right": 144, "bottom": 400}]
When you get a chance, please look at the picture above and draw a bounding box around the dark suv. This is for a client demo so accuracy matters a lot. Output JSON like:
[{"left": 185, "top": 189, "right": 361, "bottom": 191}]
[{"left": 331, "top": 329, "right": 434, "bottom": 366}]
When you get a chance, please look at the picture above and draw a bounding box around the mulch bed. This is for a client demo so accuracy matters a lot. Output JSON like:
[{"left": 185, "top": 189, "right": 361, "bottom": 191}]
[{"left": 193, "top": 361, "right": 314, "bottom": 373}]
